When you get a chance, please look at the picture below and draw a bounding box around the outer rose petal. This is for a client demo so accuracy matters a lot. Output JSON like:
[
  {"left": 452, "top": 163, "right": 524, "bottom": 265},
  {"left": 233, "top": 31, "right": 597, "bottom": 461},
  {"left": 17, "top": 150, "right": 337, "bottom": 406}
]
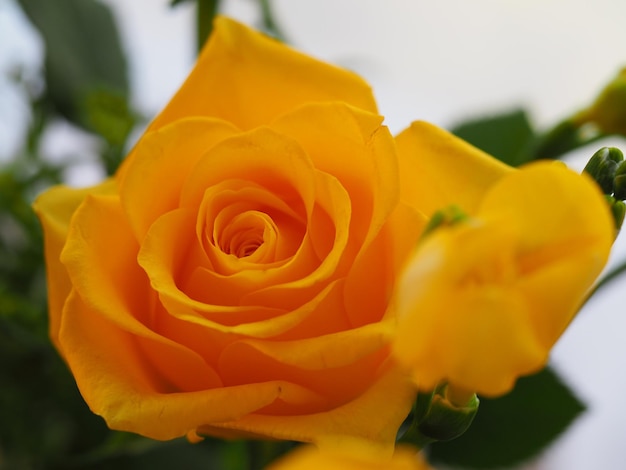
[
  {"left": 147, "top": 17, "right": 377, "bottom": 132},
  {"left": 60, "top": 291, "right": 319, "bottom": 440},
  {"left": 32, "top": 179, "right": 116, "bottom": 349},
  {"left": 392, "top": 162, "right": 614, "bottom": 396},
  {"left": 395, "top": 121, "right": 512, "bottom": 217},
  {"left": 197, "top": 363, "right": 415, "bottom": 455}
]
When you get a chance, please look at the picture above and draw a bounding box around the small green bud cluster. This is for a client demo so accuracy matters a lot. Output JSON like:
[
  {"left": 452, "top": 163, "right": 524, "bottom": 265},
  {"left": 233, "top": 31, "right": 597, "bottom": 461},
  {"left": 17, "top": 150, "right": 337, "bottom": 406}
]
[{"left": 584, "top": 147, "right": 626, "bottom": 230}]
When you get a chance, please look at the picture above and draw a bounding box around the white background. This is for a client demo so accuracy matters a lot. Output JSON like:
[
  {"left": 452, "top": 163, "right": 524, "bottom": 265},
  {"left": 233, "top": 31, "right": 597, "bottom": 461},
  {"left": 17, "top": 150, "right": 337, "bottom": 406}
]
[{"left": 3, "top": 0, "right": 626, "bottom": 468}]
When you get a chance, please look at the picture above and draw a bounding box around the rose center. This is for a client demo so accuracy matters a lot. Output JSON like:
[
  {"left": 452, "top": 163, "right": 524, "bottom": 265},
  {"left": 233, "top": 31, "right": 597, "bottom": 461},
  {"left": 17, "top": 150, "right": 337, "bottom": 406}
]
[{"left": 218, "top": 210, "right": 277, "bottom": 259}]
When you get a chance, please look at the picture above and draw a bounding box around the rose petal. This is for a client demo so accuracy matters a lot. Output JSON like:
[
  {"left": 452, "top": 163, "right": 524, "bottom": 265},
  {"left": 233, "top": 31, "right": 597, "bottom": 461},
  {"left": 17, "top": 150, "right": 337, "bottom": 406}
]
[
  {"left": 60, "top": 291, "right": 317, "bottom": 440},
  {"left": 32, "top": 179, "right": 116, "bottom": 349},
  {"left": 198, "top": 363, "right": 415, "bottom": 453},
  {"left": 118, "top": 117, "right": 239, "bottom": 241},
  {"left": 138, "top": 209, "right": 349, "bottom": 338},
  {"left": 342, "top": 202, "right": 427, "bottom": 329},
  {"left": 395, "top": 121, "right": 512, "bottom": 217},
  {"left": 179, "top": 127, "right": 316, "bottom": 212},
  {"left": 270, "top": 102, "right": 399, "bottom": 250},
  {"left": 198, "top": 180, "right": 305, "bottom": 267},
  {"left": 227, "top": 322, "right": 391, "bottom": 371},
  {"left": 218, "top": 333, "right": 389, "bottom": 411},
  {"left": 144, "top": 17, "right": 378, "bottom": 133},
  {"left": 241, "top": 170, "right": 351, "bottom": 308},
  {"left": 60, "top": 195, "right": 222, "bottom": 392}
]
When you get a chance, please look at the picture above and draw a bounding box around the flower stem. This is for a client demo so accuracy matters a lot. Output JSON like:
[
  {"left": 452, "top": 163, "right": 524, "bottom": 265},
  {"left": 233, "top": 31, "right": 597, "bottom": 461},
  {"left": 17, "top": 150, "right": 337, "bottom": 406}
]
[
  {"left": 197, "top": 0, "right": 220, "bottom": 52},
  {"left": 248, "top": 440, "right": 294, "bottom": 470}
]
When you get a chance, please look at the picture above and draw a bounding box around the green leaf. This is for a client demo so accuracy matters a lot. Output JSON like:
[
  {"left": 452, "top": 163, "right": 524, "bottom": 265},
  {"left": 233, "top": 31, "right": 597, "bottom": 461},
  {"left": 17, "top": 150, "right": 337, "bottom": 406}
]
[
  {"left": 451, "top": 109, "right": 535, "bottom": 167},
  {"left": 427, "top": 367, "right": 585, "bottom": 469},
  {"left": 17, "top": 0, "right": 129, "bottom": 130}
]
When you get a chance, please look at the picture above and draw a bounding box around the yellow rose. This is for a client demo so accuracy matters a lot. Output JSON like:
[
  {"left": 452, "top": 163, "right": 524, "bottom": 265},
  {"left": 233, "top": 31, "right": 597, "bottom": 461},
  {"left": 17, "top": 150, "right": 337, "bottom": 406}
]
[
  {"left": 267, "top": 443, "right": 431, "bottom": 470},
  {"left": 34, "top": 17, "right": 511, "bottom": 448},
  {"left": 392, "top": 162, "right": 614, "bottom": 397}
]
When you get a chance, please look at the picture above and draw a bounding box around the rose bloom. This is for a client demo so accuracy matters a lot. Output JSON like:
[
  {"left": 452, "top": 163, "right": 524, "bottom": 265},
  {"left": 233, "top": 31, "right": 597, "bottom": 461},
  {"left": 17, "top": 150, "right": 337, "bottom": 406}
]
[{"left": 35, "top": 17, "right": 521, "bottom": 449}]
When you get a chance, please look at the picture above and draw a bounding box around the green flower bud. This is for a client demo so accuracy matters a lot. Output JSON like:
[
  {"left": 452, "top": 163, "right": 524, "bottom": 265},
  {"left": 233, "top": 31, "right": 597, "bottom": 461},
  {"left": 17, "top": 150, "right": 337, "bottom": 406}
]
[
  {"left": 583, "top": 68, "right": 626, "bottom": 136},
  {"left": 613, "top": 160, "right": 626, "bottom": 200},
  {"left": 609, "top": 197, "right": 626, "bottom": 232},
  {"left": 583, "top": 147, "right": 624, "bottom": 194},
  {"left": 416, "top": 384, "right": 479, "bottom": 442}
]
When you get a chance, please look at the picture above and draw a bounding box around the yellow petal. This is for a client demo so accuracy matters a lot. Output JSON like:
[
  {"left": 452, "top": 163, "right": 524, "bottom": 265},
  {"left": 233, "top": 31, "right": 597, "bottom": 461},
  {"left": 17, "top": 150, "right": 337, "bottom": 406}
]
[
  {"left": 60, "top": 292, "right": 315, "bottom": 440},
  {"left": 118, "top": 117, "right": 239, "bottom": 240},
  {"left": 392, "top": 223, "right": 545, "bottom": 396},
  {"left": 270, "top": 102, "right": 399, "bottom": 249},
  {"left": 392, "top": 162, "right": 614, "bottom": 396},
  {"left": 32, "top": 179, "right": 116, "bottom": 349},
  {"left": 479, "top": 161, "right": 614, "bottom": 348},
  {"left": 60, "top": 194, "right": 221, "bottom": 392},
  {"left": 198, "top": 363, "right": 415, "bottom": 454},
  {"left": 228, "top": 322, "right": 389, "bottom": 371},
  {"left": 147, "top": 17, "right": 378, "bottom": 132},
  {"left": 395, "top": 121, "right": 512, "bottom": 217},
  {"left": 267, "top": 443, "right": 430, "bottom": 470},
  {"left": 217, "top": 333, "right": 388, "bottom": 413}
]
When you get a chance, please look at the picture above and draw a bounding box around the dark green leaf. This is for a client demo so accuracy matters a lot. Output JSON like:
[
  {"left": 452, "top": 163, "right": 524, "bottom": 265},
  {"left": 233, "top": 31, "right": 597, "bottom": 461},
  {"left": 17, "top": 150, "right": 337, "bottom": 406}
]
[
  {"left": 427, "top": 367, "right": 584, "bottom": 469},
  {"left": 170, "top": 0, "right": 193, "bottom": 6},
  {"left": 17, "top": 0, "right": 129, "bottom": 131},
  {"left": 451, "top": 109, "right": 535, "bottom": 167}
]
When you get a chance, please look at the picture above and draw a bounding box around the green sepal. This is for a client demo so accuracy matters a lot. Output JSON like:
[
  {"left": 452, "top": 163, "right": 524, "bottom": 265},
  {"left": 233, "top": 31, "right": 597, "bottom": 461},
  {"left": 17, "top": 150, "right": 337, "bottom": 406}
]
[
  {"left": 422, "top": 205, "right": 468, "bottom": 239},
  {"left": 427, "top": 367, "right": 585, "bottom": 469},
  {"left": 417, "top": 384, "right": 480, "bottom": 442},
  {"left": 400, "top": 384, "right": 479, "bottom": 449}
]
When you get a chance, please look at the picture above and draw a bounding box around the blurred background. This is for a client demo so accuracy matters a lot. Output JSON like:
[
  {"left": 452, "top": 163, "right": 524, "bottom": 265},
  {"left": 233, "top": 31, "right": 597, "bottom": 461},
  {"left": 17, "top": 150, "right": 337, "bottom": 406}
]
[{"left": 2, "top": 0, "right": 626, "bottom": 468}]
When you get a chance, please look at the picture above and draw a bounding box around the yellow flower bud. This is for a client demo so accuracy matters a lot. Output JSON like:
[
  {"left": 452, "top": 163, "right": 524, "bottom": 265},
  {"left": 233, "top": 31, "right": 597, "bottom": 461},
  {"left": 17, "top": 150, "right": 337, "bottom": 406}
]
[{"left": 392, "top": 162, "right": 613, "bottom": 397}]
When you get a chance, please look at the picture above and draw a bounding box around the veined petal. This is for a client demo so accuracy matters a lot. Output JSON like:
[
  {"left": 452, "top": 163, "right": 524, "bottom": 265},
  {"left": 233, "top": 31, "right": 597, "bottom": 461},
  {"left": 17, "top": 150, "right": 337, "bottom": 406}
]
[{"left": 395, "top": 121, "right": 512, "bottom": 217}]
